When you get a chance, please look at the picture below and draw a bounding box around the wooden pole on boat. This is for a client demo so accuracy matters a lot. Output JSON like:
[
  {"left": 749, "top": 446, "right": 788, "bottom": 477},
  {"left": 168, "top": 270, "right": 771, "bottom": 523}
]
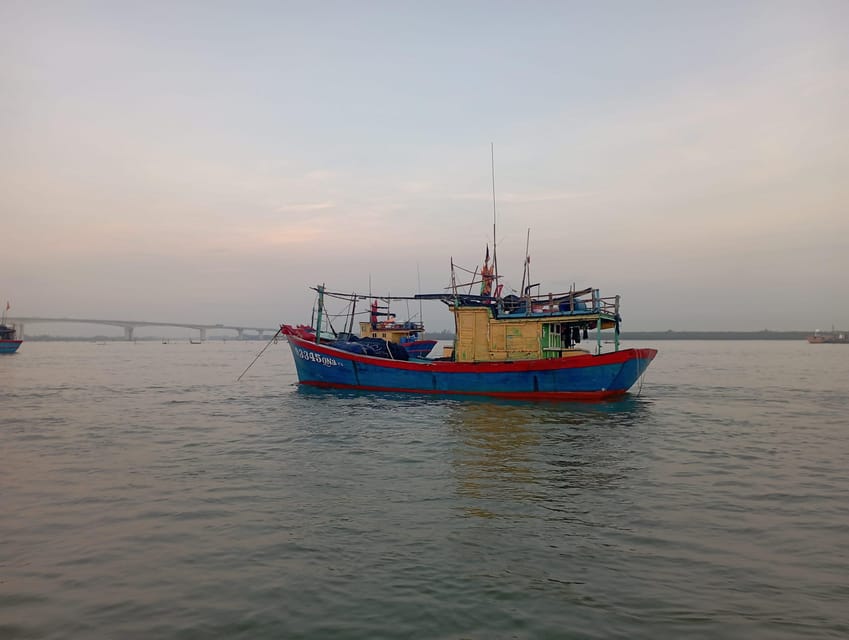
[
  {"left": 614, "top": 295, "right": 621, "bottom": 352},
  {"left": 315, "top": 284, "right": 325, "bottom": 344},
  {"left": 491, "top": 143, "right": 500, "bottom": 295},
  {"left": 417, "top": 262, "right": 424, "bottom": 334},
  {"left": 347, "top": 292, "right": 357, "bottom": 335},
  {"left": 596, "top": 317, "right": 602, "bottom": 355},
  {"left": 520, "top": 227, "right": 530, "bottom": 300}
]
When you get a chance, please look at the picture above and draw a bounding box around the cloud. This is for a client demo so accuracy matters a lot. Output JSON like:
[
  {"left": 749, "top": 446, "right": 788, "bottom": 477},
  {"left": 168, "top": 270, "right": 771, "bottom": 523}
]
[
  {"left": 304, "top": 170, "right": 337, "bottom": 181},
  {"left": 447, "top": 190, "right": 592, "bottom": 203},
  {"left": 273, "top": 201, "right": 336, "bottom": 213}
]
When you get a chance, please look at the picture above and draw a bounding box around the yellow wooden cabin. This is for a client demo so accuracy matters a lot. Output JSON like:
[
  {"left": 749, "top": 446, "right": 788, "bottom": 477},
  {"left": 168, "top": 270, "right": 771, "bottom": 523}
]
[{"left": 450, "top": 296, "right": 619, "bottom": 363}]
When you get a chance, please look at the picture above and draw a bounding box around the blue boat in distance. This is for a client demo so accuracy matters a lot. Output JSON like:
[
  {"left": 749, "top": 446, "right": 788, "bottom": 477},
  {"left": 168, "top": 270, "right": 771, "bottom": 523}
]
[
  {"left": 0, "top": 302, "right": 22, "bottom": 354},
  {"left": 280, "top": 247, "right": 656, "bottom": 401}
]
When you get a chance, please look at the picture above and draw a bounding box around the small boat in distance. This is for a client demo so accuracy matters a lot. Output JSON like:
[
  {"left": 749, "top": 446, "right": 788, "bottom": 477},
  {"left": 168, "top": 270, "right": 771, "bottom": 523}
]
[
  {"left": 0, "top": 302, "right": 22, "bottom": 354},
  {"left": 807, "top": 328, "right": 849, "bottom": 344}
]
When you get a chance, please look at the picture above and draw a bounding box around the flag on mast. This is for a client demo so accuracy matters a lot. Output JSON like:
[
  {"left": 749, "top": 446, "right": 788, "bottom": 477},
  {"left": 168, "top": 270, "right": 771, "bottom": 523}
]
[{"left": 481, "top": 245, "right": 494, "bottom": 296}]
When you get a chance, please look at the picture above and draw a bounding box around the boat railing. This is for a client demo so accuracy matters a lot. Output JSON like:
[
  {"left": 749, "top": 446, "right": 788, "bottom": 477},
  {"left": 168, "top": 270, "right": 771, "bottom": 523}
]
[
  {"left": 422, "top": 290, "right": 621, "bottom": 319},
  {"left": 499, "top": 291, "right": 620, "bottom": 317},
  {"left": 366, "top": 320, "right": 424, "bottom": 332},
  {"left": 598, "top": 294, "right": 620, "bottom": 316}
]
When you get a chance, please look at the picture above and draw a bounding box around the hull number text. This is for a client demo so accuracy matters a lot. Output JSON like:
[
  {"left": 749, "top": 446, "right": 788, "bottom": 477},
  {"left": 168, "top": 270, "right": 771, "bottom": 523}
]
[{"left": 295, "top": 347, "right": 342, "bottom": 367}]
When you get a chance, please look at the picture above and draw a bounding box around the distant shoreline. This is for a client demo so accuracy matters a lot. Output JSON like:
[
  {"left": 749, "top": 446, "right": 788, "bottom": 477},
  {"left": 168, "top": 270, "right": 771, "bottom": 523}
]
[
  {"left": 20, "top": 336, "right": 269, "bottom": 342},
  {"left": 430, "top": 330, "right": 817, "bottom": 341},
  {"left": 612, "top": 331, "right": 812, "bottom": 340},
  {"left": 18, "top": 330, "right": 830, "bottom": 342}
]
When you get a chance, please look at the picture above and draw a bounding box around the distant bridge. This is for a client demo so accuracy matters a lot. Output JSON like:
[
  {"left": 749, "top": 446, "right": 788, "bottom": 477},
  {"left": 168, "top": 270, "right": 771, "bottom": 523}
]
[{"left": 5, "top": 316, "right": 279, "bottom": 341}]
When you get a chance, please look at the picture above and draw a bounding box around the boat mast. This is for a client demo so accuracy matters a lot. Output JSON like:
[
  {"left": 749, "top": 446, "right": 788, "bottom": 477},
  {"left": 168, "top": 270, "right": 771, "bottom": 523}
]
[
  {"left": 450, "top": 256, "right": 457, "bottom": 297},
  {"left": 417, "top": 262, "right": 424, "bottom": 332},
  {"left": 520, "top": 227, "right": 530, "bottom": 298},
  {"left": 314, "top": 284, "right": 325, "bottom": 344},
  {"left": 491, "top": 142, "right": 499, "bottom": 295},
  {"left": 347, "top": 292, "right": 357, "bottom": 335}
]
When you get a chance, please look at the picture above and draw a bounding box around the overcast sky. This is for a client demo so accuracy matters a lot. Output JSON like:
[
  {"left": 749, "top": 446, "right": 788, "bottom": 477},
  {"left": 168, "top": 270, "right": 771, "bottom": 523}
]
[{"left": 2, "top": 1, "right": 847, "bottom": 333}]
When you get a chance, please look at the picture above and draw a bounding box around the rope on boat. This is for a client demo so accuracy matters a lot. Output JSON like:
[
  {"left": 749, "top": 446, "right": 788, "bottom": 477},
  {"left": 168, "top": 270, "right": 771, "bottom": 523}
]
[
  {"left": 636, "top": 366, "right": 647, "bottom": 397},
  {"left": 236, "top": 328, "right": 282, "bottom": 382}
]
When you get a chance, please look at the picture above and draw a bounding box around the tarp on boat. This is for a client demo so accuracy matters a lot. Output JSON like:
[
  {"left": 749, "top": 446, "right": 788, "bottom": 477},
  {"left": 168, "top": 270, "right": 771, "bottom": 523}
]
[{"left": 329, "top": 335, "right": 410, "bottom": 361}]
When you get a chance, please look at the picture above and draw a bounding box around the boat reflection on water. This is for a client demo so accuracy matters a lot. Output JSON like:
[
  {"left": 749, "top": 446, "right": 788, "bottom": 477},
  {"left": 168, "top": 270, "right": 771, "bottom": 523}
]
[
  {"left": 291, "top": 385, "right": 653, "bottom": 522},
  {"left": 445, "top": 397, "right": 653, "bottom": 519},
  {"left": 446, "top": 402, "right": 540, "bottom": 517}
]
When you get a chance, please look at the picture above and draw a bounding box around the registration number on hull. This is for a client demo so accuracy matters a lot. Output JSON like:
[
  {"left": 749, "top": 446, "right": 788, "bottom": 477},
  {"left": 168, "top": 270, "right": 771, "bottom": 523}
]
[{"left": 294, "top": 347, "right": 342, "bottom": 367}]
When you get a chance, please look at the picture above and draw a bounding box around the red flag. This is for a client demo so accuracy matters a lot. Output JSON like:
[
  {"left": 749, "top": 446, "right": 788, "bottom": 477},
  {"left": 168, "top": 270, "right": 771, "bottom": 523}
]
[
  {"left": 4, "top": 301, "right": 8, "bottom": 311},
  {"left": 484, "top": 244, "right": 490, "bottom": 263}
]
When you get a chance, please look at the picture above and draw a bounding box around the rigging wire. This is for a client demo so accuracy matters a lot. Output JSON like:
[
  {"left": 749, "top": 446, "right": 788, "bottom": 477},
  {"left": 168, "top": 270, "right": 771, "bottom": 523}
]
[
  {"left": 636, "top": 365, "right": 647, "bottom": 397},
  {"left": 236, "top": 328, "right": 282, "bottom": 382}
]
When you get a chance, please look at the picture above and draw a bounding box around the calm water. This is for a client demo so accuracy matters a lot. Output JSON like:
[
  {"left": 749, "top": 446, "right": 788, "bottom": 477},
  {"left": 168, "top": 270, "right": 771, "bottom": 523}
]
[{"left": 2, "top": 340, "right": 848, "bottom": 639}]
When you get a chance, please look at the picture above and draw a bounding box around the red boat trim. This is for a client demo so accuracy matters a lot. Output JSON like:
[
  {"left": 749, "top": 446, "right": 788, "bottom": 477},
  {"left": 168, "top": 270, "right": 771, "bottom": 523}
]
[{"left": 286, "top": 334, "right": 656, "bottom": 372}]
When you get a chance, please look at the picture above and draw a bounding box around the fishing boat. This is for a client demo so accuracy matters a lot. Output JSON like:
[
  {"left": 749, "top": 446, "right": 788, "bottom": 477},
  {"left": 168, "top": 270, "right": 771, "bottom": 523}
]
[
  {"left": 279, "top": 146, "right": 655, "bottom": 400},
  {"left": 280, "top": 248, "right": 656, "bottom": 400},
  {"left": 284, "top": 297, "right": 437, "bottom": 358},
  {"left": 0, "top": 302, "right": 22, "bottom": 354},
  {"left": 0, "top": 324, "right": 21, "bottom": 354},
  {"left": 358, "top": 299, "right": 437, "bottom": 358},
  {"left": 807, "top": 328, "right": 849, "bottom": 344}
]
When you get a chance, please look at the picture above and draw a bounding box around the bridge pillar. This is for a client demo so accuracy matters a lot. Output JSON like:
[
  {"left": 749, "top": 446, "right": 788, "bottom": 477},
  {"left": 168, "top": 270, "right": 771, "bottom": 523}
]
[
  {"left": 257, "top": 330, "right": 264, "bottom": 339},
  {"left": 200, "top": 328, "right": 206, "bottom": 341},
  {"left": 124, "top": 326, "right": 134, "bottom": 341},
  {"left": 237, "top": 328, "right": 244, "bottom": 339}
]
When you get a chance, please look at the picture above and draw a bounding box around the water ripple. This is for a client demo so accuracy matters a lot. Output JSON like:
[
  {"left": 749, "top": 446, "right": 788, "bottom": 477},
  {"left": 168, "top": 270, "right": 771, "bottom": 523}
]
[{"left": 2, "top": 341, "right": 849, "bottom": 638}]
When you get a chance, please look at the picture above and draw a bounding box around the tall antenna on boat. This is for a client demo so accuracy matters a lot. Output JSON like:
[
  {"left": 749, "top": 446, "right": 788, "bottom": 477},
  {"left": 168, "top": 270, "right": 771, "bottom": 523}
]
[
  {"left": 417, "top": 262, "right": 424, "bottom": 328},
  {"left": 520, "top": 227, "right": 530, "bottom": 298},
  {"left": 491, "top": 142, "right": 499, "bottom": 294}
]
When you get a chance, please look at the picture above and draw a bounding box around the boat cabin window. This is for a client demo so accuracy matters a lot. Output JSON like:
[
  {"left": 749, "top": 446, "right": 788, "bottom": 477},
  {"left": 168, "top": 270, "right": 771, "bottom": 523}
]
[{"left": 542, "top": 322, "right": 578, "bottom": 351}]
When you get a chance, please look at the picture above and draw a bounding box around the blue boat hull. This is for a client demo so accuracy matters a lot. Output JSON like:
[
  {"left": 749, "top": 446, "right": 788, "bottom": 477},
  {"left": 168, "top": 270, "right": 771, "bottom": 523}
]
[
  {"left": 0, "top": 340, "right": 22, "bottom": 354},
  {"left": 286, "top": 335, "right": 655, "bottom": 401}
]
